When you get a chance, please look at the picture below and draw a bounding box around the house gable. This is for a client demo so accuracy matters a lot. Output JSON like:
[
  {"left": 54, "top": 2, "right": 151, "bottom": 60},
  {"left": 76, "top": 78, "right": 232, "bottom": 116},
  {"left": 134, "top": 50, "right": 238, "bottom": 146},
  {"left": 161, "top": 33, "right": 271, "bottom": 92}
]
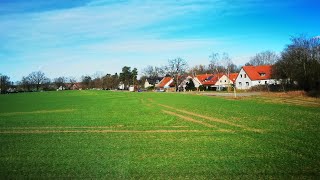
[
  {"left": 235, "top": 68, "right": 252, "bottom": 89},
  {"left": 243, "top": 65, "right": 272, "bottom": 81},
  {"left": 215, "top": 73, "right": 238, "bottom": 86},
  {"left": 195, "top": 74, "right": 218, "bottom": 86},
  {"left": 215, "top": 75, "right": 229, "bottom": 86},
  {"left": 144, "top": 79, "right": 153, "bottom": 88},
  {"left": 157, "top": 77, "right": 174, "bottom": 88},
  {"left": 236, "top": 65, "right": 274, "bottom": 89}
]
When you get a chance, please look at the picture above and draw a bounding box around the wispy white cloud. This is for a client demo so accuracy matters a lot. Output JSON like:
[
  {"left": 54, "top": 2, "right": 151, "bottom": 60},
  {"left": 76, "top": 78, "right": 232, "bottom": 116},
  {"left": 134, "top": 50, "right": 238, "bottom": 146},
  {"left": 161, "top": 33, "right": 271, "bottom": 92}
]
[
  {"left": 1, "top": 0, "right": 271, "bottom": 51},
  {"left": 87, "top": 38, "right": 218, "bottom": 54},
  {"left": 0, "top": 0, "right": 217, "bottom": 59},
  {"left": 0, "top": 0, "right": 309, "bottom": 81}
]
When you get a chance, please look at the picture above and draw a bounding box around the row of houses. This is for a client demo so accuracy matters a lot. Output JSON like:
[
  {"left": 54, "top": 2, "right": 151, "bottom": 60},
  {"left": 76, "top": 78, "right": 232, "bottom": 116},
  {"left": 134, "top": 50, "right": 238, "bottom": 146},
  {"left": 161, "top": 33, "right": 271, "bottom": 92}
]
[{"left": 147, "top": 65, "right": 275, "bottom": 91}]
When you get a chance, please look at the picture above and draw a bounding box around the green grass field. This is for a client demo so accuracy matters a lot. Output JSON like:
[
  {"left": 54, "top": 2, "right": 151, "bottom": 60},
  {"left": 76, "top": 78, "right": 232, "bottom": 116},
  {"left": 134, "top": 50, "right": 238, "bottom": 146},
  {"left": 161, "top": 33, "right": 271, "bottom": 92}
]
[{"left": 0, "top": 91, "right": 319, "bottom": 179}]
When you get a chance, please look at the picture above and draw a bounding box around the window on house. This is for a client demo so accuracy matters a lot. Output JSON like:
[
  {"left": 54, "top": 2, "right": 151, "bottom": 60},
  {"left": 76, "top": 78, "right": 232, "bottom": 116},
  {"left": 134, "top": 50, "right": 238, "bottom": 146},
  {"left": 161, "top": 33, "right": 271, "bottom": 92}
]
[
  {"left": 246, "top": 82, "right": 249, "bottom": 86},
  {"left": 258, "top": 81, "right": 261, "bottom": 83},
  {"left": 240, "top": 74, "right": 242, "bottom": 78},
  {"left": 260, "top": 73, "right": 266, "bottom": 77},
  {"left": 239, "top": 82, "right": 242, "bottom": 86},
  {"left": 224, "top": 80, "right": 226, "bottom": 82},
  {"left": 265, "top": 81, "right": 267, "bottom": 84},
  {"left": 244, "top": 74, "right": 247, "bottom": 78},
  {"left": 220, "top": 80, "right": 222, "bottom": 83}
]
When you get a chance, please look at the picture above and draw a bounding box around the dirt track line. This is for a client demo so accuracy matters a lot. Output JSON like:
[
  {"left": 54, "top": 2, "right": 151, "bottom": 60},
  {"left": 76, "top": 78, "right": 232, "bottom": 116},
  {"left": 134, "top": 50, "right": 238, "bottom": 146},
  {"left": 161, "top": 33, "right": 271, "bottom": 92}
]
[
  {"left": 140, "top": 98, "right": 153, "bottom": 107},
  {"left": 0, "top": 129, "right": 232, "bottom": 134},
  {"left": 159, "top": 104, "right": 263, "bottom": 133},
  {"left": 0, "top": 125, "right": 189, "bottom": 129},
  {"left": 162, "top": 110, "right": 216, "bottom": 128},
  {"left": 0, "top": 109, "right": 75, "bottom": 116},
  {"left": 0, "top": 126, "right": 125, "bottom": 129}
]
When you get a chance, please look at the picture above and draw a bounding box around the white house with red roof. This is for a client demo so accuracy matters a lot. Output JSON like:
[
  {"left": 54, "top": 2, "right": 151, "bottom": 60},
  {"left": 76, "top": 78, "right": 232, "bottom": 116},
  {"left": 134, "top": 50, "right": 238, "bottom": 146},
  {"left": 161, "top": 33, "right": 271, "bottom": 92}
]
[
  {"left": 215, "top": 73, "right": 239, "bottom": 88},
  {"left": 235, "top": 65, "right": 276, "bottom": 90},
  {"left": 189, "top": 73, "right": 239, "bottom": 90},
  {"left": 144, "top": 79, "right": 153, "bottom": 89},
  {"left": 158, "top": 72, "right": 241, "bottom": 91},
  {"left": 156, "top": 77, "right": 175, "bottom": 91},
  {"left": 193, "top": 74, "right": 218, "bottom": 90},
  {"left": 179, "top": 75, "right": 195, "bottom": 91}
]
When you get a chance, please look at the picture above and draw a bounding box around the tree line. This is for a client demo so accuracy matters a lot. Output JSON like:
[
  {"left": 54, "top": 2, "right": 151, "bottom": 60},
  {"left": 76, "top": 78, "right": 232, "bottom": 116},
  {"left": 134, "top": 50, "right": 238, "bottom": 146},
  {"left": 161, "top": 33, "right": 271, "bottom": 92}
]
[
  {"left": 273, "top": 35, "right": 320, "bottom": 94},
  {"left": 1, "top": 35, "right": 319, "bottom": 95}
]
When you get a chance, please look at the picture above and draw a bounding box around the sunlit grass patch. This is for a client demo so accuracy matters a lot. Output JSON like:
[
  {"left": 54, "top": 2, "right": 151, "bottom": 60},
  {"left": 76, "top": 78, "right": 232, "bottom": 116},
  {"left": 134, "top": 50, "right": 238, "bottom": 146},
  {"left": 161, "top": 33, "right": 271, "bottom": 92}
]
[{"left": 0, "top": 90, "right": 319, "bottom": 178}]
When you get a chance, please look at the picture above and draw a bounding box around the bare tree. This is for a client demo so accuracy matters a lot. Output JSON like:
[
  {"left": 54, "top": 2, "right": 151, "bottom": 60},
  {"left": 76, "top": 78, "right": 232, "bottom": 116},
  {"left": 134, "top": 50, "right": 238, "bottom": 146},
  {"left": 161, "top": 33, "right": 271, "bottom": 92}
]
[
  {"left": 53, "top": 77, "right": 67, "bottom": 89},
  {"left": 164, "top": 57, "right": 188, "bottom": 91},
  {"left": 17, "top": 76, "right": 31, "bottom": 92},
  {"left": 103, "top": 74, "right": 112, "bottom": 89},
  {"left": 222, "top": 53, "right": 232, "bottom": 74},
  {"left": 188, "top": 64, "right": 210, "bottom": 75},
  {"left": 209, "top": 52, "right": 228, "bottom": 74},
  {"left": 228, "top": 63, "right": 240, "bottom": 73},
  {"left": 92, "top": 77, "right": 103, "bottom": 89},
  {"left": 41, "top": 78, "right": 52, "bottom": 91},
  {"left": 142, "top": 65, "right": 164, "bottom": 85},
  {"left": 248, "top": 50, "right": 279, "bottom": 66},
  {"left": 143, "top": 66, "right": 165, "bottom": 77},
  {"left": 0, "top": 74, "right": 12, "bottom": 94},
  {"left": 209, "top": 52, "right": 235, "bottom": 91},
  {"left": 27, "top": 71, "right": 49, "bottom": 91},
  {"left": 103, "top": 73, "right": 120, "bottom": 90},
  {"left": 273, "top": 35, "right": 320, "bottom": 92},
  {"left": 111, "top": 73, "right": 120, "bottom": 89},
  {"left": 69, "top": 77, "right": 77, "bottom": 85},
  {"left": 81, "top": 75, "right": 92, "bottom": 89}
]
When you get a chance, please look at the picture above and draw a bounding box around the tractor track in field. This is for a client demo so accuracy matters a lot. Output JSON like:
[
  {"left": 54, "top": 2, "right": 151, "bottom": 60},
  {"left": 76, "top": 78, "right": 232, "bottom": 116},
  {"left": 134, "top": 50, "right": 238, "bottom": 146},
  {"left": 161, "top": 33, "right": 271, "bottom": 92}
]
[
  {"left": 0, "top": 129, "right": 233, "bottom": 134},
  {"left": 0, "top": 109, "right": 75, "bottom": 116},
  {"left": 155, "top": 102, "right": 263, "bottom": 133},
  {"left": 162, "top": 110, "right": 216, "bottom": 128},
  {"left": 0, "top": 125, "right": 189, "bottom": 129},
  {"left": 141, "top": 97, "right": 263, "bottom": 133}
]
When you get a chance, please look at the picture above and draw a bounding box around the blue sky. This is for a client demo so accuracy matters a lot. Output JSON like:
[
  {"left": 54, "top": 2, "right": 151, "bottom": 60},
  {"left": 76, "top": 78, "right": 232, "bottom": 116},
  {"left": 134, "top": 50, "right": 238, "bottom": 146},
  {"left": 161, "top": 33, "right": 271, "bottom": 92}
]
[{"left": 0, "top": 0, "right": 319, "bottom": 82}]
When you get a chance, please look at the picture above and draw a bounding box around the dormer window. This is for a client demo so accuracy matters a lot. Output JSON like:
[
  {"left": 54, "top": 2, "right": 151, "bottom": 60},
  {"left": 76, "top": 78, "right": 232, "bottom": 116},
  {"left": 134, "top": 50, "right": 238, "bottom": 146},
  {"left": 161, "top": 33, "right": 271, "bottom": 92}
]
[{"left": 259, "top": 73, "right": 266, "bottom": 77}]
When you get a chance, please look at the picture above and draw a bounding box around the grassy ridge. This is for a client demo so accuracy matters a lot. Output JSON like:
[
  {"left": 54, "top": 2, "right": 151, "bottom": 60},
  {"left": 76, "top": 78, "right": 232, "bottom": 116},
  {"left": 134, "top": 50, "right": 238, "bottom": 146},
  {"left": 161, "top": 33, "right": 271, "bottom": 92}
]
[{"left": 0, "top": 91, "right": 319, "bottom": 178}]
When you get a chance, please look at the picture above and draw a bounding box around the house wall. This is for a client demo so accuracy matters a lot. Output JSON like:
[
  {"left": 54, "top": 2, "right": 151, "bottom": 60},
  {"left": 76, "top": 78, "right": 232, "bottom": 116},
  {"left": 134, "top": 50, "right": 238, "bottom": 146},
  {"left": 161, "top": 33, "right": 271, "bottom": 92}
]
[
  {"left": 235, "top": 68, "right": 252, "bottom": 89},
  {"left": 118, "top": 83, "right": 125, "bottom": 90},
  {"left": 179, "top": 77, "right": 191, "bottom": 91},
  {"left": 166, "top": 87, "right": 176, "bottom": 92},
  {"left": 157, "top": 79, "right": 174, "bottom": 91},
  {"left": 215, "top": 75, "right": 233, "bottom": 87},
  {"left": 193, "top": 78, "right": 203, "bottom": 88},
  {"left": 251, "top": 79, "right": 276, "bottom": 87},
  {"left": 144, "top": 80, "right": 152, "bottom": 88},
  {"left": 236, "top": 68, "right": 277, "bottom": 89}
]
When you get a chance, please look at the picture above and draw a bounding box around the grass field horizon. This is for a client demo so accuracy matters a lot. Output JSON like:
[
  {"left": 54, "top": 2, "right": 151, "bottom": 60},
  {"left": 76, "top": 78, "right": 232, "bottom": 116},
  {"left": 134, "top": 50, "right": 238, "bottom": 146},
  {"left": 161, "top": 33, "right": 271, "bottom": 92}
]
[{"left": 1, "top": 90, "right": 319, "bottom": 179}]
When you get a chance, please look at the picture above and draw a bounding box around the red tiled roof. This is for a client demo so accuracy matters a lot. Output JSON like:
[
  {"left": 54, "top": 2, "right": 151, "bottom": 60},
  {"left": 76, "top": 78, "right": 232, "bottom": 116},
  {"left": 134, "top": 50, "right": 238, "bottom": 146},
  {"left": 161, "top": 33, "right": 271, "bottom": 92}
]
[
  {"left": 242, "top": 65, "right": 272, "bottom": 80},
  {"left": 228, "top": 73, "right": 239, "bottom": 82},
  {"left": 196, "top": 74, "right": 213, "bottom": 82},
  {"left": 158, "top": 77, "right": 174, "bottom": 88},
  {"left": 196, "top": 73, "right": 222, "bottom": 86}
]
